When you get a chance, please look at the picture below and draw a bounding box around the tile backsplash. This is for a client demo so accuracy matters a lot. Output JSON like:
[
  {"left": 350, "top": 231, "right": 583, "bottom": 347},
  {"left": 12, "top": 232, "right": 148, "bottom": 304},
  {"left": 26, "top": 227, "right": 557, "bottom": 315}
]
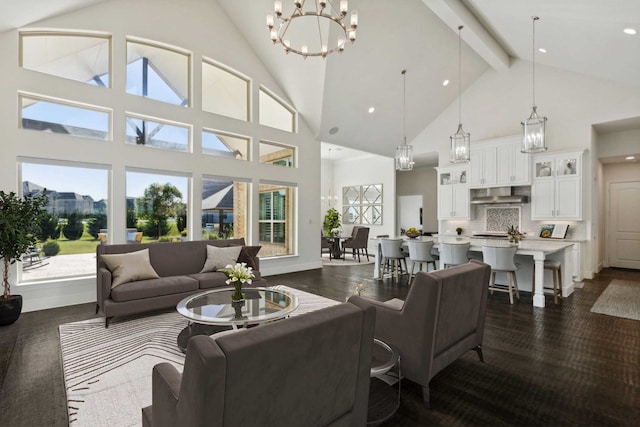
[{"left": 439, "top": 186, "right": 586, "bottom": 240}]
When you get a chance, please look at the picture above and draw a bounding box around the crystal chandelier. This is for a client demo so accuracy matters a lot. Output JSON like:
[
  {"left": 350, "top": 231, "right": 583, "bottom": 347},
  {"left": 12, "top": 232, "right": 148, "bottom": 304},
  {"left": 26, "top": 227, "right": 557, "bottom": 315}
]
[
  {"left": 521, "top": 16, "right": 548, "bottom": 153},
  {"left": 396, "top": 69, "right": 414, "bottom": 171},
  {"left": 450, "top": 25, "right": 470, "bottom": 163},
  {"left": 267, "top": 0, "right": 358, "bottom": 59}
]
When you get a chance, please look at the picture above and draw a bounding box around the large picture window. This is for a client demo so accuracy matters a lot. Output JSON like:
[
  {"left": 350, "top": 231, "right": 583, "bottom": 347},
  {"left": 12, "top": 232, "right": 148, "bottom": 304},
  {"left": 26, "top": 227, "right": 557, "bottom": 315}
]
[
  {"left": 20, "top": 32, "right": 111, "bottom": 87},
  {"left": 259, "top": 183, "right": 295, "bottom": 257},
  {"left": 126, "top": 171, "right": 189, "bottom": 243},
  {"left": 202, "top": 177, "right": 249, "bottom": 240},
  {"left": 20, "top": 161, "right": 109, "bottom": 282}
]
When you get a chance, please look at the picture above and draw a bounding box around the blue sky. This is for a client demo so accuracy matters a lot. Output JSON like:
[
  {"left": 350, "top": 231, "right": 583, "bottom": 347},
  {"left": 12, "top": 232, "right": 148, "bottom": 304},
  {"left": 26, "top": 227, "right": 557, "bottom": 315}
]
[{"left": 22, "top": 163, "right": 188, "bottom": 201}]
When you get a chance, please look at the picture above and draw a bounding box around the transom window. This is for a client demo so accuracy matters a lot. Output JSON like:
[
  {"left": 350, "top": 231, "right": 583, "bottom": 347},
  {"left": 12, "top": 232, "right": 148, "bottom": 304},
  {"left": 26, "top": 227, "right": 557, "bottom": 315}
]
[
  {"left": 259, "top": 87, "right": 295, "bottom": 132},
  {"left": 20, "top": 94, "right": 111, "bottom": 141},
  {"left": 126, "top": 40, "right": 190, "bottom": 106},
  {"left": 259, "top": 141, "right": 295, "bottom": 167},
  {"left": 202, "top": 130, "right": 249, "bottom": 160},
  {"left": 20, "top": 32, "right": 111, "bottom": 87},
  {"left": 125, "top": 115, "right": 190, "bottom": 152},
  {"left": 202, "top": 60, "right": 249, "bottom": 121}
]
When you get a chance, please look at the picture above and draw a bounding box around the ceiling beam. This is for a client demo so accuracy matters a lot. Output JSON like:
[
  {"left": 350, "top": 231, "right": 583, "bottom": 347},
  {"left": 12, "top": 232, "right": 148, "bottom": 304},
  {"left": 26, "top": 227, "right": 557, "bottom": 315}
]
[{"left": 423, "top": 0, "right": 510, "bottom": 72}]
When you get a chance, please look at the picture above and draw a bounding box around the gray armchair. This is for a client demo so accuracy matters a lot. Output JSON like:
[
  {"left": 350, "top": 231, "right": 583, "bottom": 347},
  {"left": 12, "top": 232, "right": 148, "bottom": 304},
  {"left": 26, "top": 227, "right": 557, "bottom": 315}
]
[
  {"left": 142, "top": 302, "right": 376, "bottom": 427},
  {"left": 349, "top": 259, "right": 491, "bottom": 406}
]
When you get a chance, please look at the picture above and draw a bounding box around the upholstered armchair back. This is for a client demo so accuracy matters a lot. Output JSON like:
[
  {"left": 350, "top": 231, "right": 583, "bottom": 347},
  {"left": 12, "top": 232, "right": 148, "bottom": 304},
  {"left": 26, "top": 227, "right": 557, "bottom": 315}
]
[
  {"left": 349, "top": 259, "right": 491, "bottom": 406},
  {"left": 143, "top": 302, "right": 376, "bottom": 427}
]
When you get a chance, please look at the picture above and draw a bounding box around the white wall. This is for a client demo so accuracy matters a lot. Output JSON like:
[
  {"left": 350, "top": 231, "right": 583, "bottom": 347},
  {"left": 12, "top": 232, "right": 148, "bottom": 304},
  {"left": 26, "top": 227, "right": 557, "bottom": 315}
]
[
  {"left": 332, "top": 154, "right": 396, "bottom": 248},
  {"left": 396, "top": 166, "right": 438, "bottom": 233},
  {"left": 0, "top": 0, "right": 322, "bottom": 311},
  {"left": 411, "top": 58, "right": 640, "bottom": 277},
  {"left": 597, "top": 129, "right": 640, "bottom": 158}
]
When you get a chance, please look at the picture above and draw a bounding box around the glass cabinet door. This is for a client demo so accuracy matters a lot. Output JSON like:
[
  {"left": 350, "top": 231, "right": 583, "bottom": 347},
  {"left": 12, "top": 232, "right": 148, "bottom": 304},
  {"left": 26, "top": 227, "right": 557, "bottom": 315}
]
[
  {"left": 534, "top": 159, "right": 554, "bottom": 178},
  {"left": 557, "top": 157, "right": 578, "bottom": 176}
]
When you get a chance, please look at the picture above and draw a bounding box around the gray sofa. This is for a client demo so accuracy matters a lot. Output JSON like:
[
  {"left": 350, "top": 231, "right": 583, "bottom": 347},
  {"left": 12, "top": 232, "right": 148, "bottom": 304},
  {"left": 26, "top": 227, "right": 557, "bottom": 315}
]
[
  {"left": 96, "top": 239, "right": 267, "bottom": 327},
  {"left": 349, "top": 259, "right": 492, "bottom": 406},
  {"left": 142, "top": 301, "right": 376, "bottom": 427}
]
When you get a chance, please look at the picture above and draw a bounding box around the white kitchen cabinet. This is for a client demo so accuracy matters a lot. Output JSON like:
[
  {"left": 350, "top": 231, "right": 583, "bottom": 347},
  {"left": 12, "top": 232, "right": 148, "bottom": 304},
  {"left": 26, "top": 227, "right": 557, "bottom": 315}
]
[
  {"left": 470, "top": 136, "right": 530, "bottom": 188},
  {"left": 496, "top": 141, "right": 530, "bottom": 185},
  {"left": 470, "top": 145, "right": 497, "bottom": 187},
  {"left": 436, "top": 166, "right": 469, "bottom": 219},
  {"left": 531, "top": 151, "right": 583, "bottom": 220}
]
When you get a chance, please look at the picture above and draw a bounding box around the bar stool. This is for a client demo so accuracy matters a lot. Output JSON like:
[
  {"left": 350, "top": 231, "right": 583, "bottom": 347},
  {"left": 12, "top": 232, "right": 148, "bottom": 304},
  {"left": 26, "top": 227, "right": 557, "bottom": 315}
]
[
  {"left": 482, "top": 245, "right": 520, "bottom": 304},
  {"left": 380, "top": 239, "right": 408, "bottom": 280},
  {"left": 531, "top": 259, "right": 562, "bottom": 304},
  {"left": 438, "top": 242, "right": 470, "bottom": 269},
  {"left": 407, "top": 240, "right": 438, "bottom": 284}
]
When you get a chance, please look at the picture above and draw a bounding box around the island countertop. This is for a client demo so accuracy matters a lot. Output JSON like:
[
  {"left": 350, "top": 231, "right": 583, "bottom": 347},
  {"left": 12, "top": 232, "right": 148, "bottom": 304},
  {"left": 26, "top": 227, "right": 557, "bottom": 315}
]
[{"left": 371, "top": 236, "right": 576, "bottom": 308}]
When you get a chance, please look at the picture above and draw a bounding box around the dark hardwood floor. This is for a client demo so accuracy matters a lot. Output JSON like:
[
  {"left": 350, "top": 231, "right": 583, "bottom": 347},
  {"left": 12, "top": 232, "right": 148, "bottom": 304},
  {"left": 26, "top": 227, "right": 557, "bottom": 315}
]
[{"left": 1, "top": 265, "right": 639, "bottom": 426}]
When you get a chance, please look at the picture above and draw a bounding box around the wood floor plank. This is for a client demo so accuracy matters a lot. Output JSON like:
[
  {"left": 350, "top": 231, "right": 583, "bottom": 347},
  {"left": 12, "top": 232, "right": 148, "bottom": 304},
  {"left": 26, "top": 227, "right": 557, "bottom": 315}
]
[{"left": 1, "top": 266, "right": 639, "bottom": 426}]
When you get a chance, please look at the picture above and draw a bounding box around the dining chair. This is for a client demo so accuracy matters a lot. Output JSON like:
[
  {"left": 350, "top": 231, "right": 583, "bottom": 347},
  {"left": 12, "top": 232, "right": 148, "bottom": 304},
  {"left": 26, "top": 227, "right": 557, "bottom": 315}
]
[
  {"left": 342, "top": 227, "right": 370, "bottom": 262},
  {"left": 482, "top": 245, "right": 520, "bottom": 304}
]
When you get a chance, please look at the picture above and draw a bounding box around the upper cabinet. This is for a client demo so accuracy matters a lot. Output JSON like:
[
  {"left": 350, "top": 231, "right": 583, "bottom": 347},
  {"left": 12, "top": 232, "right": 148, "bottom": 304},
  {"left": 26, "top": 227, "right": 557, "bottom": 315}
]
[
  {"left": 531, "top": 150, "right": 584, "bottom": 220},
  {"left": 469, "top": 136, "right": 530, "bottom": 188},
  {"left": 436, "top": 166, "right": 470, "bottom": 220}
]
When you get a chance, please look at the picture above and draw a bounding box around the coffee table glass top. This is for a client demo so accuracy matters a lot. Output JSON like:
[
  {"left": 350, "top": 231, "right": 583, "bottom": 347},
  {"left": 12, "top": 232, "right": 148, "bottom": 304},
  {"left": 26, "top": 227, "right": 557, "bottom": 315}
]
[{"left": 177, "top": 287, "right": 299, "bottom": 326}]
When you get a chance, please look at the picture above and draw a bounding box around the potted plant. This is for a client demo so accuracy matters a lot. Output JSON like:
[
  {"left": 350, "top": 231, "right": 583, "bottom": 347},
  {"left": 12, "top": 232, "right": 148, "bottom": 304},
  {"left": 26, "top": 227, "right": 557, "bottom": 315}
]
[
  {"left": 456, "top": 227, "right": 463, "bottom": 236},
  {"left": 0, "top": 190, "right": 48, "bottom": 326},
  {"left": 322, "top": 208, "right": 341, "bottom": 237}
]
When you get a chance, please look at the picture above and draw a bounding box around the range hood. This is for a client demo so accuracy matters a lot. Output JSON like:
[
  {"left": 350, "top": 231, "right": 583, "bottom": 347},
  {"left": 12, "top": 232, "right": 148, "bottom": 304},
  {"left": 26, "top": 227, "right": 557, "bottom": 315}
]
[{"left": 470, "top": 187, "right": 529, "bottom": 205}]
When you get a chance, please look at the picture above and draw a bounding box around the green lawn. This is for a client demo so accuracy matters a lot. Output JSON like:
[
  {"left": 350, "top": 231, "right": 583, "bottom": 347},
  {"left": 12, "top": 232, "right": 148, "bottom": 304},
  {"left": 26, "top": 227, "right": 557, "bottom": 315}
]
[{"left": 46, "top": 223, "right": 183, "bottom": 255}]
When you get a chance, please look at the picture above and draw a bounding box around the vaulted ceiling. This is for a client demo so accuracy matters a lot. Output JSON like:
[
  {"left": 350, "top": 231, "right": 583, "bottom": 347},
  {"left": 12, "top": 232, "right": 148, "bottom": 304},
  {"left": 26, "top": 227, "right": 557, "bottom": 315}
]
[{"left": 3, "top": 0, "right": 639, "bottom": 163}]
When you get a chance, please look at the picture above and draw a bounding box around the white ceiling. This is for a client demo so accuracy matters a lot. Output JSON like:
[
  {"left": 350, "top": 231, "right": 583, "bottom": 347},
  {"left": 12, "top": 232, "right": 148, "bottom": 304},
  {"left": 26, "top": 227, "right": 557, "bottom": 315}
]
[{"left": 3, "top": 0, "right": 639, "bottom": 165}]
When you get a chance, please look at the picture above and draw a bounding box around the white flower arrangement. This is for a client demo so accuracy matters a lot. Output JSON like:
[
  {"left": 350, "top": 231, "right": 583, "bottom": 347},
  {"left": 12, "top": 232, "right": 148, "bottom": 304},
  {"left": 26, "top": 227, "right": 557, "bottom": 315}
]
[
  {"left": 221, "top": 262, "right": 255, "bottom": 285},
  {"left": 330, "top": 227, "right": 342, "bottom": 236},
  {"left": 352, "top": 283, "right": 365, "bottom": 296}
]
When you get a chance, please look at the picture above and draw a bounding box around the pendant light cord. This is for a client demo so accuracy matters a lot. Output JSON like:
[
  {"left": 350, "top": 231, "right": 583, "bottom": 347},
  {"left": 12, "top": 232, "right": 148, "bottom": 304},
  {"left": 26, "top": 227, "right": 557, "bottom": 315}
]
[
  {"left": 458, "top": 25, "right": 463, "bottom": 126},
  {"left": 532, "top": 16, "right": 538, "bottom": 108},
  {"left": 402, "top": 69, "right": 407, "bottom": 145}
]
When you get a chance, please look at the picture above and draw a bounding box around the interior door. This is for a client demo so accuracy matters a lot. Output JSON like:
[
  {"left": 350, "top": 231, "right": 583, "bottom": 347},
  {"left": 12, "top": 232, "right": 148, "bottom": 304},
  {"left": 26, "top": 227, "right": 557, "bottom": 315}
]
[{"left": 608, "top": 181, "right": 640, "bottom": 269}]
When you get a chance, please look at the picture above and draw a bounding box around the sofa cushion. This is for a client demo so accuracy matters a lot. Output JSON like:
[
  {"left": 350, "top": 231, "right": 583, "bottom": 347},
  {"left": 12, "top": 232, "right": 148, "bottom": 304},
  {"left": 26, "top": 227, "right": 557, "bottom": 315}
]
[
  {"left": 110, "top": 275, "right": 199, "bottom": 302},
  {"left": 101, "top": 248, "right": 160, "bottom": 288},
  {"left": 200, "top": 245, "right": 243, "bottom": 273},
  {"left": 237, "top": 246, "right": 261, "bottom": 270},
  {"left": 189, "top": 272, "right": 229, "bottom": 289}
]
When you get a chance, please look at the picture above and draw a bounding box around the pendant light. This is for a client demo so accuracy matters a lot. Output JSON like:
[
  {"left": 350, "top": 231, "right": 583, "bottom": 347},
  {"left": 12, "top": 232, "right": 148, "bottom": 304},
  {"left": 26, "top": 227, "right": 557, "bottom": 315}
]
[
  {"left": 521, "top": 16, "right": 548, "bottom": 153},
  {"left": 395, "top": 69, "right": 414, "bottom": 171},
  {"left": 450, "top": 25, "right": 470, "bottom": 163}
]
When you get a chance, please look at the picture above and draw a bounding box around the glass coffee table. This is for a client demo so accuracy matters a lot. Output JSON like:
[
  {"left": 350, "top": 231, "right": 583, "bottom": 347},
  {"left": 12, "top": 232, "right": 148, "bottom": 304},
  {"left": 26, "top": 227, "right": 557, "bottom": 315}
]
[{"left": 176, "top": 287, "right": 299, "bottom": 352}]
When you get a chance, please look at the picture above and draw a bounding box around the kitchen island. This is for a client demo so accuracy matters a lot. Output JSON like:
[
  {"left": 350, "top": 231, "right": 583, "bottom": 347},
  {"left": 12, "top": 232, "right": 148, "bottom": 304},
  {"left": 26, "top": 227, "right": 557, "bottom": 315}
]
[{"left": 372, "top": 236, "right": 576, "bottom": 308}]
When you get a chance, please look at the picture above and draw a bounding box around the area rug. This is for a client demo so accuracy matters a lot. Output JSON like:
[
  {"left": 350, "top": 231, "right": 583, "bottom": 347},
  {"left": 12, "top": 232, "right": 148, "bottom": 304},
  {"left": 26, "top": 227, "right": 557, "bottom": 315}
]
[
  {"left": 321, "top": 253, "right": 375, "bottom": 266},
  {"left": 59, "top": 286, "right": 340, "bottom": 426},
  {"left": 590, "top": 280, "right": 640, "bottom": 321}
]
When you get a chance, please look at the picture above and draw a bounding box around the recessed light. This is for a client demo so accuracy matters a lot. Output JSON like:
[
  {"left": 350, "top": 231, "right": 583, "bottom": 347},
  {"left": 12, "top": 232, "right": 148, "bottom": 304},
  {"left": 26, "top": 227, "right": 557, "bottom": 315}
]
[
  {"left": 442, "top": 79, "right": 449, "bottom": 86},
  {"left": 625, "top": 156, "right": 636, "bottom": 160},
  {"left": 623, "top": 28, "right": 637, "bottom": 35},
  {"left": 368, "top": 107, "right": 375, "bottom": 114},
  {"left": 538, "top": 48, "right": 547, "bottom": 53}
]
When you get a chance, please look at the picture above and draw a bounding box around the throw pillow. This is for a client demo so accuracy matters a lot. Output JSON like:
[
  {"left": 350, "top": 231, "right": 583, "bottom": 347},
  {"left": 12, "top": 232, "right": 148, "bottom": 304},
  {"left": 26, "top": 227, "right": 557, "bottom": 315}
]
[
  {"left": 200, "top": 245, "right": 243, "bottom": 273},
  {"left": 237, "top": 245, "right": 262, "bottom": 270},
  {"left": 101, "top": 248, "right": 160, "bottom": 288}
]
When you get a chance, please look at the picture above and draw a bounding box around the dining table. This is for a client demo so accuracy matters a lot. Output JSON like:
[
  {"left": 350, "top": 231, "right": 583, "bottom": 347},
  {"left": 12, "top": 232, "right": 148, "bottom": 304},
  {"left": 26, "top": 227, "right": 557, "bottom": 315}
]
[{"left": 371, "top": 235, "right": 576, "bottom": 308}]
